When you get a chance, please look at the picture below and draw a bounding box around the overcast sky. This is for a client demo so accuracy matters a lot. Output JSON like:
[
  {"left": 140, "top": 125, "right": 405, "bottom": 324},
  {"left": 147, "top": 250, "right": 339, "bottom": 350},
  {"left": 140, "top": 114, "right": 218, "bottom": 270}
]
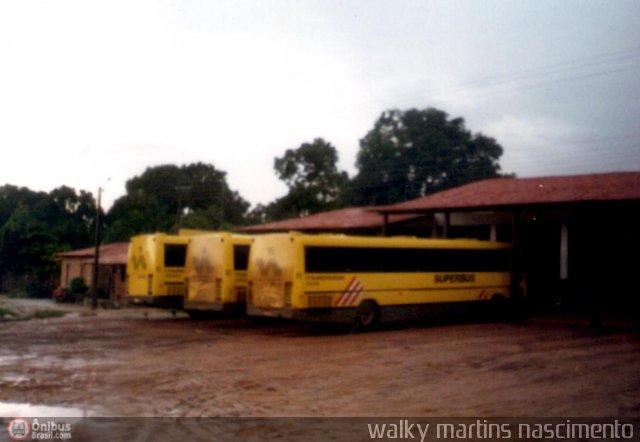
[{"left": 1, "top": 0, "right": 639, "bottom": 209}]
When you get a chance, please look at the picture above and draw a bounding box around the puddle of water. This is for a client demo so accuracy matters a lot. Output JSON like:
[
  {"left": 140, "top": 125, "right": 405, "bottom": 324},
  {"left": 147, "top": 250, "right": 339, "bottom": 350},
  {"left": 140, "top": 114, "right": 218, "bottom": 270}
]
[
  {"left": 33, "top": 355, "right": 92, "bottom": 370},
  {"left": 0, "top": 354, "right": 116, "bottom": 370},
  {"left": 0, "top": 401, "right": 88, "bottom": 417},
  {"left": 0, "top": 355, "right": 37, "bottom": 366},
  {"left": 2, "top": 374, "right": 28, "bottom": 384}
]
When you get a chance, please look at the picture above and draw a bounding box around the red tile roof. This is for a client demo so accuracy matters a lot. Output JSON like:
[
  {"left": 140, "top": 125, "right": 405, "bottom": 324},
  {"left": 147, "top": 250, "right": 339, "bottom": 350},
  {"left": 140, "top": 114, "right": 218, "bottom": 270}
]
[
  {"left": 53, "top": 242, "right": 129, "bottom": 265},
  {"left": 379, "top": 171, "right": 640, "bottom": 213},
  {"left": 238, "top": 206, "right": 419, "bottom": 233}
]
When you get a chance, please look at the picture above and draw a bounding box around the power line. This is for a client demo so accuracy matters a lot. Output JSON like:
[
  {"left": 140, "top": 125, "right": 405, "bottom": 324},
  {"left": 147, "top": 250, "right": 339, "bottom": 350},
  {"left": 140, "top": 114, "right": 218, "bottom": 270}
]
[
  {"left": 554, "top": 133, "right": 640, "bottom": 146},
  {"left": 433, "top": 64, "right": 640, "bottom": 105},
  {"left": 325, "top": 46, "right": 640, "bottom": 121},
  {"left": 426, "top": 47, "right": 640, "bottom": 97}
]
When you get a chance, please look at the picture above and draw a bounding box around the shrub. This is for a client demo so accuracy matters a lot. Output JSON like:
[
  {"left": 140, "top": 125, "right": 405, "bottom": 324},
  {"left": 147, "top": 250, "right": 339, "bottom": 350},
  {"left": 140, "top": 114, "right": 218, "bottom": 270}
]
[
  {"left": 0, "top": 307, "right": 20, "bottom": 318},
  {"left": 7, "top": 289, "right": 26, "bottom": 299},
  {"left": 33, "top": 309, "right": 66, "bottom": 319},
  {"left": 69, "top": 277, "right": 89, "bottom": 302},
  {"left": 52, "top": 286, "right": 70, "bottom": 303},
  {"left": 70, "top": 277, "right": 88, "bottom": 295}
]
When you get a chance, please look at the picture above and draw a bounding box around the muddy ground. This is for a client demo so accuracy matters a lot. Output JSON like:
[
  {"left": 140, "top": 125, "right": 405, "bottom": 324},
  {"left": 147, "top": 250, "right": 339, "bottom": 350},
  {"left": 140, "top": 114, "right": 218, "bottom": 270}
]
[{"left": 0, "top": 296, "right": 638, "bottom": 418}]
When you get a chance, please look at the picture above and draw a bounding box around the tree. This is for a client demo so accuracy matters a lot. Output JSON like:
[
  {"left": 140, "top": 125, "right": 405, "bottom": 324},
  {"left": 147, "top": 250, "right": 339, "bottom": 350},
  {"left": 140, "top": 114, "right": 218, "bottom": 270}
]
[
  {"left": 268, "top": 138, "right": 349, "bottom": 220},
  {"left": 0, "top": 185, "right": 100, "bottom": 296},
  {"left": 49, "top": 186, "right": 97, "bottom": 251},
  {"left": 104, "top": 163, "right": 250, "bottom": 242},
  {"left": 347, "top": 108, "right": 506, "bottom": 205},
  {"left": 0, "top": 203, "right": 54, "bottom": 276}
]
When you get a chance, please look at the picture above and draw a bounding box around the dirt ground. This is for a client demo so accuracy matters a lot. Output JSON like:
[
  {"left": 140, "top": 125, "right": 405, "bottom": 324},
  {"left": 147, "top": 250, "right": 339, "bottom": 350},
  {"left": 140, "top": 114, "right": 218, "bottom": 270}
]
[{"left": 0, "top": 296, "right": 638, "bottom": 418}]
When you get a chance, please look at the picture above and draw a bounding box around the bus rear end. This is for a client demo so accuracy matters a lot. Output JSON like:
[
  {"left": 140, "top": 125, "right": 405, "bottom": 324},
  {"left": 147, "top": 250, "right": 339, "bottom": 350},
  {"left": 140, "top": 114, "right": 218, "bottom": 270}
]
[
  {"left": 184, "top": 233, "right": 252, "bottom": 315},
  {"left": 246, "top": 233, "right": 298, "bottom": 318},
  {"left": 126, "top": 234, "right": 188, "bottom": 308}
]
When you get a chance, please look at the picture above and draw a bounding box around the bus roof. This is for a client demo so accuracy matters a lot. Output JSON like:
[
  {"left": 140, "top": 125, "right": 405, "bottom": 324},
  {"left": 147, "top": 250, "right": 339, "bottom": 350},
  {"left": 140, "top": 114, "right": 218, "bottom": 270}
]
[
  {"left": 188, "top": 232, "right": 253, "bottom": 245},
  {"left": 255, "top": 232, "right": 510, "bottom": 249},
  {"left": 129, "top": 233, "right": 191, "bottom": 244}
]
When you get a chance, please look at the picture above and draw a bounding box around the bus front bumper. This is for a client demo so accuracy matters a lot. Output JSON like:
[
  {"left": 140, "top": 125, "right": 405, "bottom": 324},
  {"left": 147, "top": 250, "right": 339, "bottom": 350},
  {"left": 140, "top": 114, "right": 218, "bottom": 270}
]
[
  {"left": 126, "top": 295, "right": 184, "bottom": 309},
  {"left": 183, "top": 300, "right": 244, "bottom": 313},
  {"left": 246, "top": 305, "right": 356, "bottom": 323}
]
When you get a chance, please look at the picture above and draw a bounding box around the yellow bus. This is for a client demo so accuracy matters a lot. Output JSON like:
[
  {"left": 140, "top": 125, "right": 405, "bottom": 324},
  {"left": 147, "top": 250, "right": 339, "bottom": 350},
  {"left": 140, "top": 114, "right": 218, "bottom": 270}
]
[
  {"left": 126, "top": 233, "right": 191, "bottom": 308},
  {"left": 183, "top": 233, "right": 252, "bottom": 317},
  {"left": 247, "top": 233, "right": 514, "bottom": 328}
]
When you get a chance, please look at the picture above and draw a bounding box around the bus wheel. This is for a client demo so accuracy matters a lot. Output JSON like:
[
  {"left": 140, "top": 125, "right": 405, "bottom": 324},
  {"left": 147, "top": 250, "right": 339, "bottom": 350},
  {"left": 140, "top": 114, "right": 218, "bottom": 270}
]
[
  {"left": 489, "top": 295, "right": 507, "bottom": 321},
  {"left": 356, "top": 300, "right": 380, "bottom": 329},
  {"left": 186, "top": 310, "right": 209, "bottom": 320}
]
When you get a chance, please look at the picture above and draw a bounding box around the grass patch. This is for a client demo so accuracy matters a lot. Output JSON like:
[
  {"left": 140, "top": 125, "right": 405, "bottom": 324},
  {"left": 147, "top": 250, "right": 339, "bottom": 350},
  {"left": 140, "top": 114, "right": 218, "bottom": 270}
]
[
  {"left": 0, "top": 307, "right": 20, "bottom": 318},
  {"left": 7, "top": 289, "right": 26, "bottom": 299},
  {"left": 32, "top": 309, "right": 67, "bottom": 319}
]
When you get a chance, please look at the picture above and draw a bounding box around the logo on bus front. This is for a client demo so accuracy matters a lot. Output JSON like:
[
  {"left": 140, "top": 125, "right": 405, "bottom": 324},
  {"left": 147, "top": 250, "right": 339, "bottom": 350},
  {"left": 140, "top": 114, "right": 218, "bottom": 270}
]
[
  {"left": 131, "top": 246, "right": 147, "bottom": 271},
  {"left": 256, "top": 248, "right": 282, "bottom": 277},
  {"left": 192, "top": 252, "right": 213, "bottom": 276}
]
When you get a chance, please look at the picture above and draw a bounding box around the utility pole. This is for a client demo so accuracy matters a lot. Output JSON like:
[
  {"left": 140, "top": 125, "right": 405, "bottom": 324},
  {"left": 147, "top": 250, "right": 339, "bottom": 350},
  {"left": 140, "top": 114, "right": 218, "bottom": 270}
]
[{"left": 91, "top": 187, "right": 102, "bottom": 310}]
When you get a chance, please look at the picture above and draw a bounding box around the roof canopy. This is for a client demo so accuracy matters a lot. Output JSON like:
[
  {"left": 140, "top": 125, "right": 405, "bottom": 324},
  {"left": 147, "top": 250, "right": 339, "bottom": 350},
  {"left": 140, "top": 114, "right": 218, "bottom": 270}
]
[
  {"left": 234, "top": 172, "right": 640, "bottom": 233},
  {"left": 377, "top": 171, "right": 640, "bottom": 214},
  {"left": 238, "top": 206, "right": 419, "bottom": 233}
]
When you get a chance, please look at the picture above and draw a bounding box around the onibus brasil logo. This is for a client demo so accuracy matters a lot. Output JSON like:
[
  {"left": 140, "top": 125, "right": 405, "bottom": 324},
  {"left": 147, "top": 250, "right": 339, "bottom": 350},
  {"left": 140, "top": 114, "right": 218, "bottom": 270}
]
[
  {"left": 6, "top": 418, "right": 30, "bottom": 440},
  {"left": 6, "top": 417, "right": 72, "bottom": 440}
]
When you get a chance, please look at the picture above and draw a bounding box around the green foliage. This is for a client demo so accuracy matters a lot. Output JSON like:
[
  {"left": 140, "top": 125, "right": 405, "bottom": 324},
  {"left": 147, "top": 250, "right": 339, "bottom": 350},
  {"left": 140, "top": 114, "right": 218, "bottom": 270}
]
[
  {"left": 266, "top": 138, "right": 349, "bottom": 220},
  {"left": 347, "top": 108, "right": 506, "bottom": 205},
  {"left": 255, "top": 108, "right": 507, "bottom": 221},
  {"left": 70, "top": 276, "right": 88, "bottom": 295},
  {"left": 245, "top": 203, "right": 271, "bottom": 225},
  {"left": 0, "top": 162, "right": 248, "bottom": 295},
  {"left": 7, "top": 289, "right": 26, "bottom": 299},
  {"left": 104, "top": 163, "right": 250, "bottom": 241},
  {"left": 0, "top": 307, "right": 20, "bottom": 318},
  {"left": 33, "top": 309, "right": 66, "bottom": 319},
  {"left": 0, "top": 185, "right": 99, "bottom": 295}
]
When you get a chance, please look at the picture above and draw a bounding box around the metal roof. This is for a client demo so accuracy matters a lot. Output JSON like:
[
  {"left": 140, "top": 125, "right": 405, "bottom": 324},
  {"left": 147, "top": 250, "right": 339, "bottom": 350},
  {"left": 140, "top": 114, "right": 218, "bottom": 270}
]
[
  {"left": 378, "top": 171, "right": 640, "bottom": 213},
  {"left": 238, "top": 206, "right": 419, "bottom": 233},
  {"left": 52, "top": 242, "right": 129, "bottom": 265},
  {"left": 239, "top": 172, "right": 640, "bottom": 232}
]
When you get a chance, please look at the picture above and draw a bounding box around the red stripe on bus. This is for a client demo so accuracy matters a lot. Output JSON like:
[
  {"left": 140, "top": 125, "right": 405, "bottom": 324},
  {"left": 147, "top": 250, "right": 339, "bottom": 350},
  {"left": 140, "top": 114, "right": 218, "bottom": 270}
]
[
  {"left": 335, "top": 277, "right": 360, "bottom": 306},
  {"left": 344, "top": 280, "right": 364, "bottom": 306}
]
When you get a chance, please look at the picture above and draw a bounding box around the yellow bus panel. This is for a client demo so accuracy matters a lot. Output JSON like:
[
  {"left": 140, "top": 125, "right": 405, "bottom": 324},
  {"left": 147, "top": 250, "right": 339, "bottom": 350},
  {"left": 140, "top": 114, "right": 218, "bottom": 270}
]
[
  {"left": 247, "top": 233, "right": 513, "bottom": 327},
  {"left": 126, "top": 233, "right": 192, "bottom": 308},
  {"left": 183, "top": 233, "right": 252, "bottom": 315}
]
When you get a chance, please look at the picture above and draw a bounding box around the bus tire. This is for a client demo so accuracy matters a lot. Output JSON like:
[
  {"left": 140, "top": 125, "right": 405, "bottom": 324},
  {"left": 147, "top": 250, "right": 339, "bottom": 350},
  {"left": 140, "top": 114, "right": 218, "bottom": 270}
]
[
  {"left": 356, "top": 300, "right": 380, "bottom": 329},
  {"left": 490, "top": 294, "right": 507, "bottom": 321},
  {"left": 186, "top": 310, "right": 209, "bottom": 320},
  {"left": 509, "top": 285, "right": 528, "bottom": 321}
]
